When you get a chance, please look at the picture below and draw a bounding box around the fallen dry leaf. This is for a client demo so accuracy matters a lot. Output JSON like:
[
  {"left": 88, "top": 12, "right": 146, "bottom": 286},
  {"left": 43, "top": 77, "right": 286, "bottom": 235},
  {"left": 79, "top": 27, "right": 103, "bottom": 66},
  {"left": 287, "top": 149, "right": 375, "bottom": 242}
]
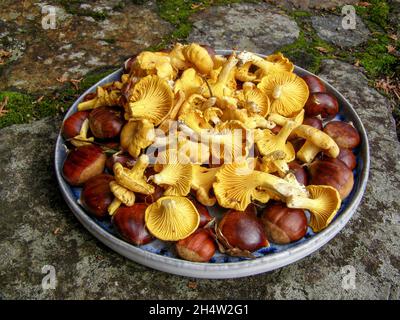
[
  {"left": 357, "top": 2, "right": 371, "bottom": 7},
  {"left": 187, "top": 281, "right": 198, "bottom": 289},
  {"left": 388, "top": 34, "right": 398, "bottom": 41},
  {"left": 315, "top": 46, "right": 329, "bottom": 54},
  {"left": 375, "top": 76, "right": 400, "bottom": 101},
  {"left": 0, "top": 49, "right": 11, "bottom": 65},
  {"left": 70, "top": 78, "right": 83, "bottom": 90},
  {"left": 0, "top": 96, "right": 9, "bottom": 117},
  {"left": 53, "top": 227, "right": 62, "bottom": 235},
  {"left": 354, "top": 59, "right": 361, "bottom": 67},
  {"left": 387, "top": 45, "right": 396, "bottom": 54}
]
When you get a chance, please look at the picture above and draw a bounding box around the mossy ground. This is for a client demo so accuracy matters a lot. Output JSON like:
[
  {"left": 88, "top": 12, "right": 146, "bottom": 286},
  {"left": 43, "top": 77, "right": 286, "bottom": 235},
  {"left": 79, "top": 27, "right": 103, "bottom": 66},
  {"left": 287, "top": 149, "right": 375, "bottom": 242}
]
[
  {"left": 0, "top": 69, "right": 114, "bottom": 129},
  {"left": 0, "top": 0, "right": 399, "bottom": 137}
]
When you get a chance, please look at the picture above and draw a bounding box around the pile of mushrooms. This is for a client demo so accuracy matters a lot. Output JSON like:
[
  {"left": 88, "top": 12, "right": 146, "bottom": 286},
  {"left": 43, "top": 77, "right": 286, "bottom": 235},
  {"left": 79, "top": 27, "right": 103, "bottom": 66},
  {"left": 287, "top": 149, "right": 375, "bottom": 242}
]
[{"left": 61, "top": 43, "right": 361, "bottom": 262}]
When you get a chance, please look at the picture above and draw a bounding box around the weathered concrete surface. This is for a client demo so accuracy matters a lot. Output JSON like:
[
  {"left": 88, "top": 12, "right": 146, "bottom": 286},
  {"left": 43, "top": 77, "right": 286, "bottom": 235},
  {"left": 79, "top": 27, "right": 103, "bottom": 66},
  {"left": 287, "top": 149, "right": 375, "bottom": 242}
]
[
  {"left": 0, "top": 0, "right": 172, "bottom": 93},
  {"left": 311, "top": 14, "right": 370, "bottom": 47},
  {"left": 0, "top": 60, "right": 399, "bottom": 299},
  {"left": 188, "top": 3, "right": 300, "bottom": 54}
]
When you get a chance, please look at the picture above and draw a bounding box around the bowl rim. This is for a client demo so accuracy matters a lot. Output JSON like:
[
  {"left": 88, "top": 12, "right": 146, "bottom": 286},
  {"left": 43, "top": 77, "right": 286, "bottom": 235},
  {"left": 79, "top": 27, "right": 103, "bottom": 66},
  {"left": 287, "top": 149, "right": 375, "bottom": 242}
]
[{"left": 54, "top": 50, "right": 370, "bottom": 279}]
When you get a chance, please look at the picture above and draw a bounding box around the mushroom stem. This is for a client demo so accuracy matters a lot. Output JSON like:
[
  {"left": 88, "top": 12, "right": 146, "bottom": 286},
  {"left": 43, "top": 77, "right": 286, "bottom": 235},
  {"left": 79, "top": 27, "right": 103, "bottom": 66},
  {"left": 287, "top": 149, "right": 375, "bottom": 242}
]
[
  {"left": 108, "top": 198, "right": 122, "bottom": 216},
  {"left": 272, "top": 86, "right": 282, "bottom": 99}
]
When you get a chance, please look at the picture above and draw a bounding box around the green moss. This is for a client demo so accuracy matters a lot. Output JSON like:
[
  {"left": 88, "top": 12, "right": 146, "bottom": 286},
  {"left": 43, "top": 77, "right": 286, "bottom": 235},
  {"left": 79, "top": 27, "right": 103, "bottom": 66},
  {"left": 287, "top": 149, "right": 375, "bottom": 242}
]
[
  {"left": 355, "top": 0, "right": 390, "bottom": 30},
  {"left": 280, "top": 13, "right": 335, "bottom": 74},
  {"left": 0, "top": 92, "right": 58, "bottom": 128},
  {"left": 0, "top": 68, "right": 117, "bottom": 129},
  {"left": 58, "top": 0, "right": 109, "bottom": 21}
]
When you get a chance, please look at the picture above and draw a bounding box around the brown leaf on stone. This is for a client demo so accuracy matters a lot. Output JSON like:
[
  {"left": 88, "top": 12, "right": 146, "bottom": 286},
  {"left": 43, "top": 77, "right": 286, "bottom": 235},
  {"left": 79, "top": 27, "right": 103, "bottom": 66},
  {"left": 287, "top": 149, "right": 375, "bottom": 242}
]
[
  {"left": 357, "top": 2, "right": 371, "bottom": 7},
  {"left": 354, "top": 59, "right": 361, "bottom": 67},
  {"left": 187, "top": 281, "right": 198, "bottom": 289},
  {"left": 315, "top": 46, "right": 329, "bottom": 54},
  {"left": 388, "top": 34, "right": 398, "bottom": 41},
  {"left": 387, "top": 45, "right": 396, "bottom": 54},
  {"left": 375, "top": 77, "right": 400, "bottom": 101},
  {"left": 0, "top": 49, "right": 11, "bottom": 65},
  {"left": 0, "top": 96, "right": 9, "bottom": 117},
  {"left": 53, "top": 227, "right": 62, "bottom": 235}
]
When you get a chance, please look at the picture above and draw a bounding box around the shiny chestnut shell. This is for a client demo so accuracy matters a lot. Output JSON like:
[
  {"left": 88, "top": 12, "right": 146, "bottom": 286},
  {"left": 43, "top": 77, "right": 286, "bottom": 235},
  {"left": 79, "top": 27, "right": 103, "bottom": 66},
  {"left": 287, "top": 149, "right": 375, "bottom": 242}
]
[
  {"left": 323, "top": 121, "right": 361, "bottom": 149},
  {"left": 62, "top": 145, "right": 107, "bottom": 186},
  {"left": 309, "top": 158, "right": 354, "bottom": 199},
  {"left": 302, "top": 75, "right": 326, "bottom": 94},
  {"left": 288, "top": 161, "right": 308, "bottom": 185},
  {"left": 105, "top": 153, "right": 136, "bottom": 172},
  {"left": 322, "top": 148, "right": 357, "bottom": 170},
  {"left": 112, "top": 204, "right": 153, "bottom": 245},
  {"left": 219, "top": 210, "right": 268, "bottom": 252},
  {"left": 305, "top": 92, "right": 339, "bottom": 119},
  {"left": 303, "top": 116, "right": 323, "bottom": 130},
  {"left": 89, "top": 107, "right": 124, "bottom": 139},
  {"left": 261, "top": 202, "right": 307, "bottom": 244},
  {"left": 176, "top": 229, "right": 216, "bottom": 262},
  {"left": 61, "top": 111, "right": 90, "bottom": 139},
  {"left": 192, "top": 200, "right": 213, "bottom": 227},
  {"left": 80, "top": 174, "right": 114, "bottom": 219}
]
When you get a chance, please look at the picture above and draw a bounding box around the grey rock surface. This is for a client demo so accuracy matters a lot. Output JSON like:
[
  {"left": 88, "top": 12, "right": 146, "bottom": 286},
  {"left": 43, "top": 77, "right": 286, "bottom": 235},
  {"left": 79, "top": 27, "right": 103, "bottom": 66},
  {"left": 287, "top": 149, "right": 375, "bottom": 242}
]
[
  {"left": 0, "top": 0, "right": 172, "bottom": 93},
  {"left": 188, "top": 3, "right": 300, "bottom": 54},
  {"left": 0, "top": 60, "right": 399, "bottom": 299},
  {"left": 311, "top": 14, "right": 370, "bottom": 47}
]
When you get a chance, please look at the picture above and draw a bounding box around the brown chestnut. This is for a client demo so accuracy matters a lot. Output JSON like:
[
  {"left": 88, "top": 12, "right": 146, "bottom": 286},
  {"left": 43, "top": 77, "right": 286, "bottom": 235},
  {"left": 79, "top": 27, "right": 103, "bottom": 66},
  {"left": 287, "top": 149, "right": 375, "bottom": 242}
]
[
  {"left": 176, "top": 229, "right": 216, "bottom": 262},
  {"left": 303, "top": 116, "right": 323, "bottom": 130},
  {"left": 305, "top": 92, "right": 339, "bottom": 119},
  {"left": 288, "top": 160, "right": 308, "bottom": 185},
  {"left": 80, "top": 174, "right": 114, "bottom": 219},
  {"left": 62, "top": 111, "right": 90, "bottom": 140},
  {"left": 302, "top": 75, "right": 326, "bottom": 94},
  {"left": 63, "top": 145, "right": 107, "bottom": 186},
  {"left": 322, "top": 148, "right": 357, "bottom": 170},
  {"left": 323, "top": 121, "right": 360, "bottom": 149},
  {"left": 192, "top": 200, "right": 213, "bottom": 227},
  {"left": 112, "top": 204, "right": 153, "bottom": 245},
  {"left": 218, "top": 210, "right": 268, "bottom": 252},
  {"left": 271, "top": 124, "right": 282, "bottom": 134},
  {"left": 261, "top": 202, "right": 307, "bottom": 244},
  {"left": 105, "top": 153, "right": 136, "bottom": 172},
  {"left": 309, "top": 158, "right": 354, "bottom": 199},
  {"left": 89, "top": 107, "right": 124, "bottom": 139}
]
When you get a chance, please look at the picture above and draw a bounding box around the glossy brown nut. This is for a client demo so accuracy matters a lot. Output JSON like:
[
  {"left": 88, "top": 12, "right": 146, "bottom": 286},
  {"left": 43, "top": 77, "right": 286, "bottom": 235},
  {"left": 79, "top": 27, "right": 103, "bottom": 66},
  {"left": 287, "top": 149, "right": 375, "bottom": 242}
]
[
  {"left": 176, "top": 229, "right": 216, "bottom": 262},
  {"left": 192, "top": 200, "right": 213, "bottom": 227},
  {"left": 309, "top": 158, "right": 354, "bottom": 199},
  {"left": 302, "top": 75, "right": 326, "bottom": 94},
  {"left": 112, "top": 204, "right": 153, "bottom": 245},
  {"left": 105, "top": 153, "right": 136, "bottom": 172},
  {"left": 261, "top": 202, "right": 307, "bottom": 244},
  {"left": 135, "top": 184, "right": 164, "bottom": 204},
  {"left": 271, "top": 124, "right": 282, "bottom": 134},
  {"left": 337, "top": 148, "right": 357, "bottom": 170},
  {"left": 288, "top": 160, "right": 308, "bottom": 185},
  {"left": 80, "top": 174, "right": 114, "bottom": 219},
  {"left": 219, "top": 210, "right": 268, "bottom": 252},
  {"left": 322, "top": 148, "right": 357, "bottom": 170},
  {"left": 323, "top": 121, "right": 361, "bottom": 149},
  {"left": 61, "top": 111, "right": 90, "bottom": 140},
  {"left": 290, "top": 137, "right": 306, "bottom": 153},
  {"left": 303, "top": 116, "right": 323, "bottom": 130},
  {"left": 89, "top": 107, "right": 124, "bottom": 139},
  {"left": 305, "top": 92, "right": 339, "bottom": 119},
  {"left": 62, "top": 145, "right": 107, "bottom": 186}
]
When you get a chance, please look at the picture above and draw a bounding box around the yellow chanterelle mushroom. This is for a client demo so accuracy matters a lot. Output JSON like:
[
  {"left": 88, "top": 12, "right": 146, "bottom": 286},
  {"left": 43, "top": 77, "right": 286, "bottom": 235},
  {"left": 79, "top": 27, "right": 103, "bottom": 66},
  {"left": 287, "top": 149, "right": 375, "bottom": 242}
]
[
  {"left": 287, "top": 185, "right": 341, "bottom": 232},
  {"left": 258, "top": 71, "right": 309, "bottom": 117},
  {"left": 120, "top": 119, "right": 155, "bottom": 158},
  {"left": 125, "top": 75, "right": 174, "bottom": 126},
  {"left": 145, "top": 196, "right": 200, "bottom": 241}
]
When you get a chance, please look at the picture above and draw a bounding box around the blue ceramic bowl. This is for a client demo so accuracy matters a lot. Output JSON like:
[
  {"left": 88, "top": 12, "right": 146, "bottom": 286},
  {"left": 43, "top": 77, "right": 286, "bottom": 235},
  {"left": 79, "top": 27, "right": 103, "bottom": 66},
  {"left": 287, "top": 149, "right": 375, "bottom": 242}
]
[{"left": 55, "top": 50, "right": 370, "bottom": 278}]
